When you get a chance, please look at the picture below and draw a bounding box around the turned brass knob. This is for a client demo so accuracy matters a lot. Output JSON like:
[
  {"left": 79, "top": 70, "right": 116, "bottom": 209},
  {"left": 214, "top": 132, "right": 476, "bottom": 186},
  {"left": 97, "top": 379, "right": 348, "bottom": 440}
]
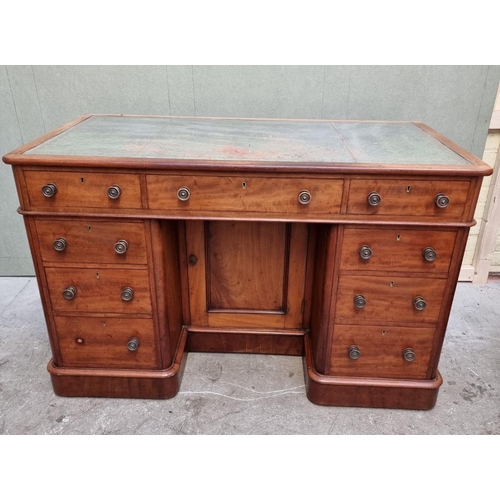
[
  {"left": 413, "top": 296, "right": 427, "bottom": 311},
  {"left": 107, "top": 185, "right": 122, "bottom": 200},
  {"left": 177, "top": 186, "right": 191, "bottom": 201},
  {"left": 403, "top": 348, "right": 416, "bottom": 362},
  {"left": 348, "top": 345, "right": 360, "bottom": 360},
  {"left": 434, "top": 193, "right": 449, "bottom": 208},
  {"left": 359, "top": 245, "right": 373, "bottom": 260},
  {"left": 367, "top": 191, "right": 381, "bottom": 206},
  {"left": 62, "top": 285, "right": 77, "bottom": 300},
  {"left": 127, "top": 337, "right": 140, "bottom": 351},
  {"left": 422, "top": 247, "right": 437, "bottom": 262},
  {"left": 114, "top": 240, "right": 129, "bottom": 254},
  {"left": 42, "top": 183, "right": 57, "bottom": 198},
  {"left": 121, "top": 287, "right": 134, "bottom": 301},
  {"left": 53, "top": 238, "right": 67, "bottom": 252},
  {"left": 354, "top": 294, "right": 367, "bottom": 309},
  {"left": 298, "top": 190, "right": 312, "bottom": 205}
]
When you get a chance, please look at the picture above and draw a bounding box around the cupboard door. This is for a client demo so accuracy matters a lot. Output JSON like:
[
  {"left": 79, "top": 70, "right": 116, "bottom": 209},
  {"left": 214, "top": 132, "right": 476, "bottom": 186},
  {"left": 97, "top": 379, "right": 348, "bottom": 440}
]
[{"left": 185, "top": 221, "right": 308, "bottom": 329}]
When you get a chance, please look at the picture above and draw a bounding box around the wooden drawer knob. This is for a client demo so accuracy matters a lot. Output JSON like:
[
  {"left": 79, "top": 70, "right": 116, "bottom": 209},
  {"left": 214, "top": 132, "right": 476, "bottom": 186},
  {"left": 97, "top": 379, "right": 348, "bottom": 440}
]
[
  {"left": 177, "top": 186, "right": 191, "bottom": 201},
  {"left": 348, "top": 345, "right": 360, "bottom": 360},
  {"left": 62, "top": 285, "right": 77, "bottom": 300},
  {"left": 53, "top": 237, "right": 67, "bottom": 252},
  {"left": 41, "top": 183, "right": 57, "bottom": 198},
  {"left": 359, "top": 245, "right": 373, "bottom": 260},
  {"left": 121, "top": 286, "right": 134, "bottom": 301},
  {"left": 434, "top": 193, "right": 450, "bottom": 208},
  {"left": 367, "top": 191, "right": 381, "bottom": 206},
  {"left": 127, "top": 337, "right": 140, "bottom": 351},
  {"left": 107, "top": 185, "right": 122, "bottom": 200},
  {"left": 354, "top": 294, "right": 367, "bottom": 308},
  {"left": 114, "top": 240, "right": 129, "bottom": 254},
  {"left": 413, "top": 296, "right": 427, "bottom": 311},
  {"left": 298, "top": 190, "right": 312, "bottom": 205},
  {"left": 403, "top": 348, "right": 416, "bottom": 362},
  {"left": 422, "top": 247, "right": 437, "bottom": 262}
]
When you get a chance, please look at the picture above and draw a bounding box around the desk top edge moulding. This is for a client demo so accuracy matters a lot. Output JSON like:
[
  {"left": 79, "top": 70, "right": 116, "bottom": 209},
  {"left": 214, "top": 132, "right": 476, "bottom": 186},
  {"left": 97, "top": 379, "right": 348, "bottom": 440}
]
[{"left": 3, "top": 114, "right": 492, "bottom": 410}]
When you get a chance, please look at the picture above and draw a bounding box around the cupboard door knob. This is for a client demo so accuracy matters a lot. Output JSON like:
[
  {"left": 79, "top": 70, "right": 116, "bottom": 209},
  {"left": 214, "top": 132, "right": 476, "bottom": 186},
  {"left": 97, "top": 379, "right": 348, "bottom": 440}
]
[
  {"left": 434, "top": 193, "right": 449, "bottom": 208},
  {"left": 348, "top": 345, "right": 360, "bottom": 360},
  {"left": 121, "top": 287, "right": 134, "bottom": 301},
  {"left": 53, "top": 237, "right": 67, "bottom": 252},
  {"left": 298, "top": 190, "right": 312, "bottom": 205},
  {"left": 62, "top": 285, "right": 77, "bottom": 300},
  {"left": 107, "top": 185, "right": 122, "bottom": 199},
  {"left": 359, "top": 245, "right": 373, "bottom": 260},
  {"left": 42, "top": 183, "right": 57, "bottom": 198},
  {"left": 354, "top": 294, "right": 367, "bottom": 309},
  {"left": 114, "top": 239, "right": 129, "bottom": 254},
  {"left": 422, "top": 247, "right": 437, "bottom": 262},
  {"left": 413, "top": 296, "right": 427, "bottom": 311},
  {"left": 367, "top": 191, "right": 381, "bottom": 206},
  {"left": 177, "top": 186, "right": 191, "bottom": 201},
  {"left": 403, "top": 348, "right": 416, "bottom": 362},
  {"left": 127, "top": 337, "right": 140, "bottom": 351}
]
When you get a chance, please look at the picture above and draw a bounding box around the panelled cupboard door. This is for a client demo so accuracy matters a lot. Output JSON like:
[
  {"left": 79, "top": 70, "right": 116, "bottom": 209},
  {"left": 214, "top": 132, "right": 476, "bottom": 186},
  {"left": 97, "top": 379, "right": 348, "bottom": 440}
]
[{"left": 185, "top": 221, "right": 308, "bottom": 329}]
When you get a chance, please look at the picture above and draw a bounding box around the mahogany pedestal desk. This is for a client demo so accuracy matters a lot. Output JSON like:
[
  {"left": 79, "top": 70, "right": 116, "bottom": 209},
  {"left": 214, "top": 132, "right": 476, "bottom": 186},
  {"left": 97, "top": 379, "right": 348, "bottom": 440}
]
[{"left": 3, "top": 115, "right": 492, "bottom": 410}]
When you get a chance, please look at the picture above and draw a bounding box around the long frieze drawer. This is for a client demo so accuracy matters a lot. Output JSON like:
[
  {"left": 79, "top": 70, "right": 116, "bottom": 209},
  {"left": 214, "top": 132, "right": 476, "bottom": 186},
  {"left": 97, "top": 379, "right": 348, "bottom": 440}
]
[
  {"left": 35, "top": 219, "right": 148, "bottom": 265},
  {"left": 45, "top": 268, "right": 152, "bottom": 314},
  {"left": 335, "top": 275, "right": 447, "bottom": 324},
  {"left": 55, "top": 316, "right": 159, "bottom": 369},
  {"left": 340, "top": 227, "right": 457, "bottom": 274},
  {"left": 24, "top": 171, "right": 142, "bottom": 210},
  {"left": 347, "top": 179, "right": 470, "bottom": 219},
  {"left": 329, "top": 325, "right": 435, "bottom": 379},
  {"left": 146, "top": 175, "right": 343, "bottom": 214}
]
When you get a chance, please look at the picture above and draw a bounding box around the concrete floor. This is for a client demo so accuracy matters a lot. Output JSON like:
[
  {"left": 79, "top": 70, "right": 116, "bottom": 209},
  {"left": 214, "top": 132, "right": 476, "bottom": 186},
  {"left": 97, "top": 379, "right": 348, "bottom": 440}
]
[{"left": 0, "top": 277, "right": 499, "bottom": 435}]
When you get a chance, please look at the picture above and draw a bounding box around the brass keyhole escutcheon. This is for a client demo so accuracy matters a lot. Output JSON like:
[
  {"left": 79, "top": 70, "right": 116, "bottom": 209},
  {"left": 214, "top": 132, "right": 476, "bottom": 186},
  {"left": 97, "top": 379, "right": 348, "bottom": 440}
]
[
  {"left": 88, "top": 226, "right": 92, "bottom": 233},
  {"left": 406, "top": 185, "right": 412, "bottom": 193},
  {"left": 242, "top": 181, "right": 247, "bottom": 189},
  {"left": 389, "top": 281, "right": 395, "bottom": 287},
  {"left": 396, "top": 234, "right": 401, "bottom": 241}
]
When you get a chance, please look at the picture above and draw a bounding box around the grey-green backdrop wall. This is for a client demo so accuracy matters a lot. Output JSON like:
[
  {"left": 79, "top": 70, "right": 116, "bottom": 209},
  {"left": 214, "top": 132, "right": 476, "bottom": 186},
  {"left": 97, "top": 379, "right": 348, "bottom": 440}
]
[{"left": 1, "top": 65, "right": 499, "bottom": 276}]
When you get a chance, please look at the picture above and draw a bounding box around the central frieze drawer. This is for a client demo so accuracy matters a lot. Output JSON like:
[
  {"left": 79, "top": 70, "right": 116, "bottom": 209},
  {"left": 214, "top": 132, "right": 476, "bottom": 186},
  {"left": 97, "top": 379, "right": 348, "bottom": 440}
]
[
  {"left": 347, "top": 179, "right": 470, "bottom": 220},
  {"left": 35, "top": 219, "right": 148, "bottom": 265},
  {"left": 340, "top": 227, "right": 457, "bottom": 274},
  {"left": 24, "top": 170, "right": 142, "bottom": 210},
  {"left": 335, "top": 275, "right": 447, "bottom": 324},
  {"left": 45, "top": 268, "right": 152, "bottom": 314},
  {"left": 146, "top": 175, "right": 343, "bottom": 214},
  {"left": 55, "top": 316, "right": 159, "bottom": 369}
]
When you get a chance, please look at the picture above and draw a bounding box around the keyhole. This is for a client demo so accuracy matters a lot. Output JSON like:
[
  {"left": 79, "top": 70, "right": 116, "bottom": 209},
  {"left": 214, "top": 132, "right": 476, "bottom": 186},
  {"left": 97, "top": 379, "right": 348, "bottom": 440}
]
[
  {"left": 96, "top": 273, "right": 100, "bottom": 279},
  {"left": 102, "top": 321, "right": 106, "bottom": 327},
  {"left": 389, "top": 281, "right": 395, "bottom": 287},
  {"left": 396, "top": 234, "right": 401, "bottom": 241},
  {"left": 382, "top": 330, "right": 386, "bottom": 336},
  {"left": 88, "top": 226, "right": 92, "bottom": 233},
  {"left": 406, "top": 185, "right": 411, "bottom": 193},
  {"left": 80, "top": 177, "right": 85, "bottom": 183},
  {"left": 242, "top": 181, "right": 247, "bottom": 189}
]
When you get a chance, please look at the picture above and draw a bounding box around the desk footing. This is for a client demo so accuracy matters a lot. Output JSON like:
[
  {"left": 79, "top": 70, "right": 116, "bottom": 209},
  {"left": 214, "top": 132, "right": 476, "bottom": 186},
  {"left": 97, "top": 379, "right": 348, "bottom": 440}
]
[
  {"left": 304, "top": 334, "right": 442, "bottom": 410},
  {"left": 48, "top": 328, "right": 188, "bottom": 399}
]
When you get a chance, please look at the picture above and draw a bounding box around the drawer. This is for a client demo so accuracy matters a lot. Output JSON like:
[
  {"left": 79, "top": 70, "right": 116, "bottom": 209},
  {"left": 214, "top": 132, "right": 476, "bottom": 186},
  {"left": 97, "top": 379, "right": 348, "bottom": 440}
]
[
  {"left": 35, "top": 219, "right": 148, "bottom": 265},
  {"left": 24, "top": 170, "right": 142, "bottom": 210},
  {"left": 55, "top": 316, "right": 158, "bottom": 369},
  {"left": 347, "top": 179, "right": 470, "bottom": 219},
  {"left": 146, "top": 174, "right": 343, "bottom": 214},
  {"left": 335, "top": 275, "right": 447, "bottom": 324},
  {"left": 340, "top": 227, "right": 457, "bottom": 274},
  {"left": 45, "top": 268, "right": 152, "bottom": 314},
  {"left": 329, "top": 325, "right": 435, "bottom": 379}
]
